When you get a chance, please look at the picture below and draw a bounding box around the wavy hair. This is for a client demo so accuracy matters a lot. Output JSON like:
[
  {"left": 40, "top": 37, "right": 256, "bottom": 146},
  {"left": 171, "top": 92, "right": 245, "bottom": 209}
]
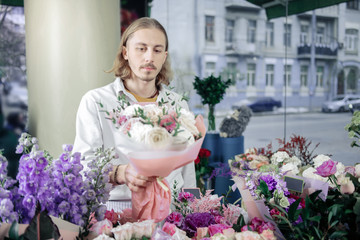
[{"left": 108, "top": 17, "right": 173, "bottom": 88}]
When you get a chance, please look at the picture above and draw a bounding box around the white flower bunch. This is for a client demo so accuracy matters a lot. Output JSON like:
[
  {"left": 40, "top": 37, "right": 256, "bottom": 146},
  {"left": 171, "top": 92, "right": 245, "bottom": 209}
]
[{"left": 106, "top": 102, "right": 201, "bottom": 150}]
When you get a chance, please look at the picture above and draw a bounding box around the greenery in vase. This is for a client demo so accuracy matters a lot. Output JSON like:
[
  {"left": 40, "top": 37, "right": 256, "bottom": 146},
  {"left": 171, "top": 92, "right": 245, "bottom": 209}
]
[
  {"left": 345, "top": 110, "right": 360, "bottom": 148},
  {"left": 193, "top": 75, "right": 232, "bottom": 131}
]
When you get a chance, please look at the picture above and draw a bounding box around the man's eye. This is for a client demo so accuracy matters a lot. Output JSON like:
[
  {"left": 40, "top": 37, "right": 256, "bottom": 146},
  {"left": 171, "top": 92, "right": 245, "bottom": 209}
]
[
  {"left": 155, "top": 49, "right": 162, "bottom": 53},
  {"left": 137, "top": 47, "right": 146, "bottom": 51}
]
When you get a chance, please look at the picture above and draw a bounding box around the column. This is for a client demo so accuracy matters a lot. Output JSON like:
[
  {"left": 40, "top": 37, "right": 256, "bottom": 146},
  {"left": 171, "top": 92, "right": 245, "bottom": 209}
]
[{"left": 24, "top": 0, "right": 120, "bottom": 156}]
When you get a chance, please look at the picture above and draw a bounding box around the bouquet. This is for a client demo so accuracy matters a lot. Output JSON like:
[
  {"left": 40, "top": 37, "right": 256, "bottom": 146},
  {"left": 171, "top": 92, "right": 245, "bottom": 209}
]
[{"left": 101, "top": 95, "right": 206, "bottom": 223}]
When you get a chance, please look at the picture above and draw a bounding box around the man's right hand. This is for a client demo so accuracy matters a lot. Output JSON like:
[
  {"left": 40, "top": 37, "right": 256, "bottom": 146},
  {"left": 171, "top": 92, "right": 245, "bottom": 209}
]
[{"left": 115, "top": 164, "right": 156, "bottom": 192}]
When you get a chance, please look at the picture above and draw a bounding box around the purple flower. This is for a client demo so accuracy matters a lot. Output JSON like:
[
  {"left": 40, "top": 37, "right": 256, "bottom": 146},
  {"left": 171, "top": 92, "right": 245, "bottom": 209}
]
[
  {"left": 259, "top": 175, "right": 277, "bottom": 191},
  {"left": 35, "top": 157, "right": 48, "bottom": 170},
  {"left": 165, "top": 212, "right": 184, "bottom": 227},
  {"left": 83, "top": 189, "right": 96, "bottom": 201},
  {"left": 62, "top": 144, "right": 73, "bottom": 152},
  {"left": 182, "top": 212, "right": 216, "bottom": 238},
  {"left": 22, "top": 194, "right": 36, "bottom": 210},
  {"left": 178, "top": 191, "right": 195, "bottom": 202},
  {"left": 58, "top": 201, "right": 70, "bottom": 213},
  {"left": 64, "top": 174, "right": 76, "bottom": 185}
]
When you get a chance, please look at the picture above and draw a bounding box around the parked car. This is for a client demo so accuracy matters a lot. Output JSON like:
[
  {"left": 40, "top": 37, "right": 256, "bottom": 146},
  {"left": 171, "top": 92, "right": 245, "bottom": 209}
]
[
  {"left": 322, "top": 95, "right": 360, "bottom": 113},
  {"left": 232, "top": 97, "right": 282, "bottom": 112}
]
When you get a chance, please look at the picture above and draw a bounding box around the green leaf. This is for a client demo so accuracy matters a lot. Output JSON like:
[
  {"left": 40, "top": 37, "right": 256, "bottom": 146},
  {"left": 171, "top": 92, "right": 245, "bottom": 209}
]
[
  {"left": 329, "top": 220, "right": 339, "bottom": 229},
  {"left": 328, "top": 231, "right": 348, "bottom": 239},
  {"left": 308, "top": 215, "right": 321, "bottom": 223},
  {"left": 8, "top": 221, "right": 19, "bottom": 240},
  {"left": 22, "top": 211, "right": 61, "bottom": 240},
  {"left": 288, "top": 198, "right": 301, "bottom": 222}
]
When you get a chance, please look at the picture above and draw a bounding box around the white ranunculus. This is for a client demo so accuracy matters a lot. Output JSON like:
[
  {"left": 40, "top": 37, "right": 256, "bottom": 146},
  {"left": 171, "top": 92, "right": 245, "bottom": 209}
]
[
  {"left": 270, "top": 151, "right": 290, "bottom": 164},
  {"left": 335, "top": 162, "right": 346, "bottom": 177},
  {"left": 122, "top": 104, "right": 143, "bottom": 118},
  {"left": 288, "top": 156, "right": 302, "bottom": 166},
  {"left": 313, "top": 154, "right": 331, "bottom": 168},
  {"left": 128, "top": 121, "right": 152, "bottom": 143},
  {"left": 280, "top": 163, "right": 300, "bottom": 175},
  {"left": 143, "top": 104, "right": 164, "bottom": 123},
  {"left": 144, "top": 127, "right": 172, "bottom": 149},
  {"left": 178, "top": 109, "right": 199, "bottom": 136}
]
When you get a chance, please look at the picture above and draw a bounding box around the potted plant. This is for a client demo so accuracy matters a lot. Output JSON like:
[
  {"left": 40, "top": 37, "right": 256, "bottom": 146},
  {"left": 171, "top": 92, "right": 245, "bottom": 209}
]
[
  {"left": 193, "top": 75, "right": 232, "bottom": 165},
  {"left": 193, "top": 75, "right": 232, "bottom": 132}
]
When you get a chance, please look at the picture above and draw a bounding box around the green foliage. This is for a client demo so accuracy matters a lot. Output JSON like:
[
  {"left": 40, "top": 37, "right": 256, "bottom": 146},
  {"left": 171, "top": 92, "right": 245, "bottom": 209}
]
[
  {"left": 193, "top": 75, "right": 232, "bottom": 131},
  {"left": 345, "top": 110, "right": 360, "bottom": 148}
]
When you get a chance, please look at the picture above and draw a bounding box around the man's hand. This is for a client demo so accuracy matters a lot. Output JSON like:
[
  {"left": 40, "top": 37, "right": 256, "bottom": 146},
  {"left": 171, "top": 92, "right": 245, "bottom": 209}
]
[{"left": 115, "top": 164, "right": 156, "bottom": 192}]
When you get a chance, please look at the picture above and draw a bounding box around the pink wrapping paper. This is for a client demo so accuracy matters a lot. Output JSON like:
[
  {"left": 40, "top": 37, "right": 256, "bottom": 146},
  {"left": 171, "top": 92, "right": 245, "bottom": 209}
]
[
  {"left": 127, "top": 115, "right": 206, "bottom": 177},
  {"left": 132, "top": 178, "right": 171, "bottom": 223}
]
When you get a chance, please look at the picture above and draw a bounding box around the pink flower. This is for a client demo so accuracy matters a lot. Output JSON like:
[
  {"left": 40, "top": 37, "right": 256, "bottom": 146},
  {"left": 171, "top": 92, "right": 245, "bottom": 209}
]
[
  {"left": 162, "top": 222, "right": 177, "bottom": 236},
  {"left": 257, "top": 222, "right": 275, "bottom": 233},
  {"left": 119, "top": 208, "right": 135, "bottom": 225},
  {"left": 208, "top": 224, "right": 231, "bottom": 236},
  {"left": 104, "top": 209, "right": 120, "bottom": 225},
  {"left": 314, "top": 159, "right": 337, "bottom": 177},
  {"left": 90, "top": 218, "right": 113, "bottom": 235},
  {"left": 160, "top": 114, "right": 177, "bottom": 132},
  {"left": 196, "top": 227, "right": 209, "bottom": 239},
  {"left": 241, "top": 225, "right": 254, "bottom": 232}
]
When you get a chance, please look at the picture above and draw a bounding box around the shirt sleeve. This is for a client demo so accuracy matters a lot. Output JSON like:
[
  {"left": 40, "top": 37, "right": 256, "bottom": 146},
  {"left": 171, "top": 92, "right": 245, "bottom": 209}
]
[{"left": 73, "top": 92, "right": 103, "bottom": 171}]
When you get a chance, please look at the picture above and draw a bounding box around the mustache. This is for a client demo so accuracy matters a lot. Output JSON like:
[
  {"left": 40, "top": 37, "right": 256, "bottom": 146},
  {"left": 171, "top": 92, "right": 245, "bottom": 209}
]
[{"left": 141, "top": 63, "right": 157, "bottom": 70}]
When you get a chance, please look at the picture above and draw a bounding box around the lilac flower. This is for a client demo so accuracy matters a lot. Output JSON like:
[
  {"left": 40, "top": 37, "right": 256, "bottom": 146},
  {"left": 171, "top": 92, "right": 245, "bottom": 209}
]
[
  {"left": 178, "top": 191, "right": 195, "bottom": 202},
  {"left": 22, "top": 195, "right": 36, "bottom": 209},
  {"left": 58, "top": 201, "right": 70, "bottom": 213}
]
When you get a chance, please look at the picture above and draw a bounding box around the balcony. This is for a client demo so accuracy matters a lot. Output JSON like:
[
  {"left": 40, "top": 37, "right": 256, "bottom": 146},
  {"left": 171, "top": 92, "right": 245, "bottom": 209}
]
[
  {"left": 225, "top": 0, "right": 261, "bottom": 11},
  {"left": 226, "top": 40, "right": 264, "bottom": 56},
  {"left": 297, "top": 43, "right": 338, "bottom": 59}
]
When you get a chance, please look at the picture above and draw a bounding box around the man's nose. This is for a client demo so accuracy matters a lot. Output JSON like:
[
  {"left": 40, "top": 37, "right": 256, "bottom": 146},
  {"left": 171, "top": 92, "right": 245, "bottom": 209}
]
[{"left": 144, "top": 49, "right": 154, "bottom": 62}]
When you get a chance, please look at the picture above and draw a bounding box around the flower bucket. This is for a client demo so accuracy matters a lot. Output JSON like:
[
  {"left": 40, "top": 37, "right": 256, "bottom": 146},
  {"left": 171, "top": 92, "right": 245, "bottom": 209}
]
[
  {"left": 202, "top": 132, "right": 221, "bottom": 165},
  {"left": 220, "top": 135, "right": 244, "bottom": 163}
]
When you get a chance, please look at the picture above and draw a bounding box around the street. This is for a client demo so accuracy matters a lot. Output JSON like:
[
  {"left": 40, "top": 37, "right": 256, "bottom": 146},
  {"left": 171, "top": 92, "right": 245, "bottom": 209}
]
[{"left": 240, "top": 112, "right": 359, "bottom": 166}]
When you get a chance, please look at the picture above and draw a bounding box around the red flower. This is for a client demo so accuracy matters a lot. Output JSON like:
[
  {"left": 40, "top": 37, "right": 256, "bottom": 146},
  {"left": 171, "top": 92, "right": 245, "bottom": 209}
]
[
  {"left": 199, "top": 148, "right": 211, "bottom": 158},
  {"left": 195, "top": 156, "right": 201, "bottom": 164}
]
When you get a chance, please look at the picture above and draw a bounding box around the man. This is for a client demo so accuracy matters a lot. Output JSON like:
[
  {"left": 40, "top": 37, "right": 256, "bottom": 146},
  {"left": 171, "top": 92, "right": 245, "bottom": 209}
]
[{"left": 73, "top": 17, "right": 196, "bottom": 211}]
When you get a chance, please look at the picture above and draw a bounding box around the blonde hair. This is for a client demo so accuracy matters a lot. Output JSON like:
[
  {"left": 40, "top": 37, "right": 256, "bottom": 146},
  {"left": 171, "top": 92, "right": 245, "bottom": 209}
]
[{"left": 109, "top": 17, "right": 173, "bottom": 88}]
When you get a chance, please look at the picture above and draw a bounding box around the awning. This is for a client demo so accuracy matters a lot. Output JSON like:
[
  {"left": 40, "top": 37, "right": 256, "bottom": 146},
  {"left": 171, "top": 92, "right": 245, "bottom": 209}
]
[
  {"left": 246, "top": 0, "right": 351, "bottom": 19},
  {"left": 0, "top": 0, "right": 24, "bottom": 7}
]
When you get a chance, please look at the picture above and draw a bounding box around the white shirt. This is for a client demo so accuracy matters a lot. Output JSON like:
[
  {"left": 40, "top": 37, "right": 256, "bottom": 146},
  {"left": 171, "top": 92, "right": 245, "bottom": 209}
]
[{"left": 73, "top": 77, "right": 196, "bottom": 200}]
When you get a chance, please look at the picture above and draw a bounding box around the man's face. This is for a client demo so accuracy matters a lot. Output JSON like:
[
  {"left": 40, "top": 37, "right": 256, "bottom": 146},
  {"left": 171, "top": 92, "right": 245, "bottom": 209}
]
[{"left": 123, "top": 28, "right": 168, "bottom": 83}]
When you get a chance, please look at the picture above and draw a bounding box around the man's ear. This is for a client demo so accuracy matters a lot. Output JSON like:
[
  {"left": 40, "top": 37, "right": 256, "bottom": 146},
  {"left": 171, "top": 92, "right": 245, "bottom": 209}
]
[
  {"left": 163, "top": 51, "right": 168, "bottom": 64},
  {"left": 122, "top": 46, "right": 128, "bottom": 60}
]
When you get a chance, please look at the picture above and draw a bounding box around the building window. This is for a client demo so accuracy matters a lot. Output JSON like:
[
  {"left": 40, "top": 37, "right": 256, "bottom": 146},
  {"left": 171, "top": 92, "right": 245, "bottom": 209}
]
[
  {"left": 316, "top": 66, "right": 324, "bottom": 87},
  {"left": 205, "top": 16, "right": 215, "bottom": 42},
  {"left": 300, "top": 24, "right": 309, "bottom": 45},
  {"left": 265, "top": 64, "right": 274, "bottom": 86},
  {"left": 347, "top": 0, "right": 359, "bottom": 10},
  {"left": 205, "top": 62, "right": 216, "bottom": 77},
  {"left": 283, "top": 24, "right": 291, "bottom": 47},
  {"left": 227, "top": 62, "right": 237, "bottom": 85},
  {"left": 265, "top": 22, "right": 274, "bottom": 47},
  {"left": 300, "top": 66, "right": 308, "bottom": 87},
  {"left": 316, "top": 26, "right": 325, "bottom": 44},
  {"left": 225, "top": 19, "right": 235, "bottom": 50},
  {"left": 283, "top": 65, "right": 291, "bottom": 87},
  {"left": 345, "top": 28, "right": 359, "bottom": 54},
  {"left": 247, "top": 20, "right": 256, "bottom": 43},
  {"left": 247, "top": 63, "right": 256, "bottom": 86}
]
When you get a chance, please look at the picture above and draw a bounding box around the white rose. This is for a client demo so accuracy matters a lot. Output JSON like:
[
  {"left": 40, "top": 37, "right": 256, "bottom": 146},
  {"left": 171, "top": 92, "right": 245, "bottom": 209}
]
[
  {"left": 355, "top": 164, "right": 360, "bottom": 177},
  {"left": 313, "top": 154, "right": 331, "bottom": 168},
  {"left": 337, "top": 174, "right": 350, "bottom": 185},
  {"left": 174, "top": 126, "right": 195, "bottom": 145},
  {"left": 143, "top": 104, "right": 164, "bottom": 123},
  {"left": 178, "top": 109, "right": 199, "bottom": 136},
  {"left": 280, "top": 163, "right": 300, "bottom": 175},
  {"left": 235, "top": 231, "right": 262, "bottom": 240},
  {"left": 122, "top": 104, "right": 143, "bottom": 118},
  {"left": 128, "top": 121, "right": 152, "bottom": 143},
  {"left": 144, "top": 127, "right": 172, "bottom": 149},
  {"left": 270, "top": 151, "right": 290, "bottom": 164}
]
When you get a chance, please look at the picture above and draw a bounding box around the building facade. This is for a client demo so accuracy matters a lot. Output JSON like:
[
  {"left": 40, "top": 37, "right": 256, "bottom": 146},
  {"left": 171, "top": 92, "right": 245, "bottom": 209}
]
[{"left": 151, "top": 0, "right": 360, "bottom": 111}]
